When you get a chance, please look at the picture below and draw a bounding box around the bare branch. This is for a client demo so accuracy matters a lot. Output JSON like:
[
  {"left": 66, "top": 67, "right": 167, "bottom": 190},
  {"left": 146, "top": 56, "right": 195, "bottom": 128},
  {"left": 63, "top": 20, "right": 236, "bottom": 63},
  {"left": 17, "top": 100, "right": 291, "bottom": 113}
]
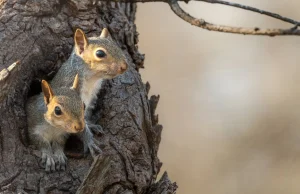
[
  {"left": 169, "top": 0, "right": 300, "bottom": 36},
  {"left": 199, "top": 0, "right": 300, "bottom": 26},
  {"left": 95, "top": 0, "right": 300, "bottom": 36}
]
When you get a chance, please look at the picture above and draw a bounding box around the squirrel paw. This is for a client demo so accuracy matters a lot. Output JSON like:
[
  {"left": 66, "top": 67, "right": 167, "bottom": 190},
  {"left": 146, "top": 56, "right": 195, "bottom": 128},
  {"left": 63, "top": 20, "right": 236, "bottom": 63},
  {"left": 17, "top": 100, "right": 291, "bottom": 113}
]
[
  {"left": 84, "top": 137, "right": 102, "bottom": 158},
  {"left": 54, "top": 151, "right": 67, "bottom": 171},
  {"left": 87, "top": 123, "right": 104, "bottom": 135},
  {"left": 41, "top": 152, "right": 56, "bottom": 172}
]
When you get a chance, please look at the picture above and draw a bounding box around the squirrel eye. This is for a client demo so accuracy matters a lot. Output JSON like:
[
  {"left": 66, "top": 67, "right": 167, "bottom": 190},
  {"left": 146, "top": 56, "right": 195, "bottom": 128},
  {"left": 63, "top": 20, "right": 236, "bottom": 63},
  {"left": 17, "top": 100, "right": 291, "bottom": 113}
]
[
  {"left": 54, "top": 106, "right": 62, "bottom": 116},
  {"left": 83, "top": 103, "right": 86, "bottom": 110},
  {"left": 95, "top": 50, "right": 106, "bottom": 58}
]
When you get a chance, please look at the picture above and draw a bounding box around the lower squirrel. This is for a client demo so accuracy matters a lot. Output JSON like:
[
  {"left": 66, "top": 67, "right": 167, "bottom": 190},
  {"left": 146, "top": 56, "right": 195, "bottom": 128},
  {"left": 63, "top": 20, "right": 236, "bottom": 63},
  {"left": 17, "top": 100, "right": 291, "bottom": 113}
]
[
  {"left": 50, "top": 28, "right": 128, "bottom": 156},
  {"left": 26, "top": 74, "right": 85, "bottom": 171}
]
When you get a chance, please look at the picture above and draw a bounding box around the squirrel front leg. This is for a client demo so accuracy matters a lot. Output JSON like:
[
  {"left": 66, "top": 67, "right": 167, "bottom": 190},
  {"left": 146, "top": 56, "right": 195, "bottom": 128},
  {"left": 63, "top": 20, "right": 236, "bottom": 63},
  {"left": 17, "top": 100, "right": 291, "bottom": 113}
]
[
  {"left": 78, "top": 124, "right": 102, "bottom": 157},
  {"left": 33, "top": 135, "right": 56, "bottom": 172},
  {"left": 52, "top": 136, "right": 68, "bottom": 171},
  {"left": 84, "top": 94, "right": 104, "bottom": 135},
  {"left": 81, "top": 90, "right": 104, "bottom": 156},
  {"left": 41, "top": 145, "right": 56, "bottom": 172}
]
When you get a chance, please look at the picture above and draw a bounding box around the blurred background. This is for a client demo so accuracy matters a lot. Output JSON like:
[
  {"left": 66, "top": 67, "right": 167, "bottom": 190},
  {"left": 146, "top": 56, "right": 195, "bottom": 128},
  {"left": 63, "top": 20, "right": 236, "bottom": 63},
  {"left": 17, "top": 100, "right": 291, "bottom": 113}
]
[{"left": 136, "top": 1, "right": 300, "bottom": 193}]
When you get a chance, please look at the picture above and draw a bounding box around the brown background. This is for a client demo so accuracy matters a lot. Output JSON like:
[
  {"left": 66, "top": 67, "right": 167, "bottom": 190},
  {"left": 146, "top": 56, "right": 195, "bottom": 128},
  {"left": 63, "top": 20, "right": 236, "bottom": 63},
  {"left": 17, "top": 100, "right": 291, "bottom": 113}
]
[{"left": 136, "top": 1, "right": 300, "bottom": 193}]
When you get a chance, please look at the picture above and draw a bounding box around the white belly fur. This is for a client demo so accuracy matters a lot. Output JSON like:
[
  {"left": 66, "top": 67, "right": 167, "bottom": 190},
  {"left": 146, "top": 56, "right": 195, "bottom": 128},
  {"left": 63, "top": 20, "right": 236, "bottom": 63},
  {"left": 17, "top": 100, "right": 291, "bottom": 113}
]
[
  {"left": 81, "top": 78, "right": 103, "bottom": 107},
  {"left": 34, "top": 124, "right": 67, "bottom": 143}
]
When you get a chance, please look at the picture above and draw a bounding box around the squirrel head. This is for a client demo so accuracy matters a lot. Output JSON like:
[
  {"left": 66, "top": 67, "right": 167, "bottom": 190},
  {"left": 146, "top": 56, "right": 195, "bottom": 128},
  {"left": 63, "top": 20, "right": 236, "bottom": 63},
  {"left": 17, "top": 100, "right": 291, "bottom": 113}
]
[
  {"left": 74, "top": 28, "right": 128, "bottom": 79},
  {"left": 41, "top": 74, "right": 85, "bottom": 133}
]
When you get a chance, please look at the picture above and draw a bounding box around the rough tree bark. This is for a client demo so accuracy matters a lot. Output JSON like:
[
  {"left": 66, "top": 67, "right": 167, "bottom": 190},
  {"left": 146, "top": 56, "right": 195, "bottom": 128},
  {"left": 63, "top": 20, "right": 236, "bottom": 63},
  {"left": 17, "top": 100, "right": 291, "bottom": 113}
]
[{"left": 0, "top": 0, "right": 177, "bottom": 193}]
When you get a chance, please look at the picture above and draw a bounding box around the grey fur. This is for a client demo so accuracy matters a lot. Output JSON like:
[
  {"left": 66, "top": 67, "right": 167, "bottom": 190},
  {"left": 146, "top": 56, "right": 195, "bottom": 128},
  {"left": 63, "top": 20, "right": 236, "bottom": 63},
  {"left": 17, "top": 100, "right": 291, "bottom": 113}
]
[
  {"left": 26, "top": 88, "right": 84, "bottom": 171},
  {"left": 50, "top": 30, "right": 127, "bottom": 156}
]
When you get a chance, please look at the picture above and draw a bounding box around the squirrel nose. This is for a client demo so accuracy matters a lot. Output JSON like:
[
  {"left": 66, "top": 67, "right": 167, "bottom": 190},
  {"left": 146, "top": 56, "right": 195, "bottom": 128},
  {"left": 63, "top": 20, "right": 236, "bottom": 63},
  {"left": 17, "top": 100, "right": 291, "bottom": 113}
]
[
  {"left": 119, "top": 62, "right": 127, "bottom": 73},
  {"left": 74, "top": 121, "right": 85, "bottom": 132}
]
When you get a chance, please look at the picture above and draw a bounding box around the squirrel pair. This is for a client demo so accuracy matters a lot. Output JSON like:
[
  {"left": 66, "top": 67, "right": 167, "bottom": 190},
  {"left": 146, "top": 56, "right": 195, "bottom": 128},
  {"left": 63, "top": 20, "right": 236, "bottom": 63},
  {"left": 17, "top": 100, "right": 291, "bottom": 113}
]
[{"left": 26, "top": 28, "right": 128, "bottom": 171}]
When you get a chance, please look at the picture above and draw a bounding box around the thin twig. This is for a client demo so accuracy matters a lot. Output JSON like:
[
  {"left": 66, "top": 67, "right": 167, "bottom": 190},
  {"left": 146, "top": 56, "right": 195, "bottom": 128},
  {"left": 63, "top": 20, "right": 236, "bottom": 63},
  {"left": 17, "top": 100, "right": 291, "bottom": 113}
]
[
  {"left": 199, "top": 0, "right": 300, "bottom": 26},
  {"left": 169, "top": 0, "right": 300, "bottom": 36}
]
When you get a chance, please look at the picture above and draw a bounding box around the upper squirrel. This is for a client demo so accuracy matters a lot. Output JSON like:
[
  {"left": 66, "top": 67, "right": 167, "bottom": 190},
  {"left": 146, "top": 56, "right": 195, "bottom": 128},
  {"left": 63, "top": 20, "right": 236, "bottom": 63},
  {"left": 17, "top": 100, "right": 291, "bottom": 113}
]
[
  {"left": 26, "top": 74, "right": 85, "bottom": 171},
  {"left": 50, "top": 28, "right": 128, "bottom": 156}
]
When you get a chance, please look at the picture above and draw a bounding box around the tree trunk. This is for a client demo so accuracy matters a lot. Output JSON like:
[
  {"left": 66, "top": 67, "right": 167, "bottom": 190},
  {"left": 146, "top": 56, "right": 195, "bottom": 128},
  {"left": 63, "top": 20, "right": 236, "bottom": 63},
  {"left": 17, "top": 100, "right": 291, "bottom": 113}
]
[{"left": 0, "top": 0, "right": 177, "bottom": 193}]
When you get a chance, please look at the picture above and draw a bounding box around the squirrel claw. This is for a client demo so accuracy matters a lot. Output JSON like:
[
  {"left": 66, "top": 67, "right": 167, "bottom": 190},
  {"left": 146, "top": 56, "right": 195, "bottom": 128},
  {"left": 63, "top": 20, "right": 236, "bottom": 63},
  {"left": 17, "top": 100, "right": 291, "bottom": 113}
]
[
  {"left": 87, "top": 123, "right": 104, "bottom": 135},
  {"left": 84, "top": 138, "right": 102, "bottom": 158},
  {"left": 56, "top": 160, "right": 66, "bottom": 171},
  {"left": 54, "top": 151, "right": 67, "bottom": 171},
  {"left": 41, "top": 152, "right": 56, "bottom": 172},
  {"left": 83, "top": 124, "right": 102, "bottom": 158}
]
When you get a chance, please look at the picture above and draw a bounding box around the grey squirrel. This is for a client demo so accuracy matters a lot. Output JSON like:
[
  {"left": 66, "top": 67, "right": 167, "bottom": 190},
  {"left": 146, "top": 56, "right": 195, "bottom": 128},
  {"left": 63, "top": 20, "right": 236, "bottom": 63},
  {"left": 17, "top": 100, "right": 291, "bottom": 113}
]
[
  {"left": 50, "top": 28, "right": 128, "bottom": 156},
  {"left": 26, "top": 74, "right": 85, "bottom": 171}
]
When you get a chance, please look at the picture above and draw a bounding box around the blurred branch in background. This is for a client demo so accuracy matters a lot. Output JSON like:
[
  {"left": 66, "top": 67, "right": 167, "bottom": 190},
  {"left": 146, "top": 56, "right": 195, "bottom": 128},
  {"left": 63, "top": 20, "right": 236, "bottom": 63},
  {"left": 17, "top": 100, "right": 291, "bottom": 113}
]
[
  {"left": 199, "top": 0, "right": 299, "bottom": 25},
  {"left": 169, "top": 0, "right": 300, "bottom": 36},
  {"left": 95, "top": 0, "right": 300, "bottom": 36}
]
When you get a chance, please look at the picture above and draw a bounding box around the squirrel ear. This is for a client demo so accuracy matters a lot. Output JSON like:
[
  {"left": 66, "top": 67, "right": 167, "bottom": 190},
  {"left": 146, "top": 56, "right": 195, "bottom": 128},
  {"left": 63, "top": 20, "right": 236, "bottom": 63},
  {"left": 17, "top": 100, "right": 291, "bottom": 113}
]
[
  {"left": 71, "top": 74, "right": 80, "bottom": 93},
  {"left": 41, "top": 80, "right": 54, "bottom": 105},
  {"left": 74, "top": 29, "right": 88, "bottom": 56},
  {"left": 100, "top": 28, "right": 112, "bottom": 40}
]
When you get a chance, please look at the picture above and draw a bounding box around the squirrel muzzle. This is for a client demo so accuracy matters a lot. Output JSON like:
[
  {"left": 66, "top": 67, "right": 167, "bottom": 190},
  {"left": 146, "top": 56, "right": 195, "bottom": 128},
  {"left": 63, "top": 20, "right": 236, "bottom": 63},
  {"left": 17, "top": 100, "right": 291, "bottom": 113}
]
[
  {"left": 117, "top": 61, "right": 128, "bottom": 74},
  {"left": 72, "top": 121, "right": 85, "bottom": 133}
]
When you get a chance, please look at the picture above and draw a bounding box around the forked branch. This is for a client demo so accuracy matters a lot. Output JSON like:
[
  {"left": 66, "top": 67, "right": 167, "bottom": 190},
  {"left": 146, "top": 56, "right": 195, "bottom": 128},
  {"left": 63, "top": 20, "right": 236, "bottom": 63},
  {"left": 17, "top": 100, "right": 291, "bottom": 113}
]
[
  {"left": 169, "top": 0, "right": 300, "bottom": 36},
  {"left": 94, "top": 0, "right": 300, "bottom": 36},
  {"left": 198, "top": 0, "right": 300, "bottom": 26}
]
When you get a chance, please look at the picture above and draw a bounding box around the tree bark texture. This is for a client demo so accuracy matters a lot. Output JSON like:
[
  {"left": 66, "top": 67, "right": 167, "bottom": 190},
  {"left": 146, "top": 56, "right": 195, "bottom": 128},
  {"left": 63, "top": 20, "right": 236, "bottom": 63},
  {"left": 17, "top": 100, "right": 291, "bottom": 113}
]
[{"left": 0, "top": 0, "right": 177, "bottom": 193}]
